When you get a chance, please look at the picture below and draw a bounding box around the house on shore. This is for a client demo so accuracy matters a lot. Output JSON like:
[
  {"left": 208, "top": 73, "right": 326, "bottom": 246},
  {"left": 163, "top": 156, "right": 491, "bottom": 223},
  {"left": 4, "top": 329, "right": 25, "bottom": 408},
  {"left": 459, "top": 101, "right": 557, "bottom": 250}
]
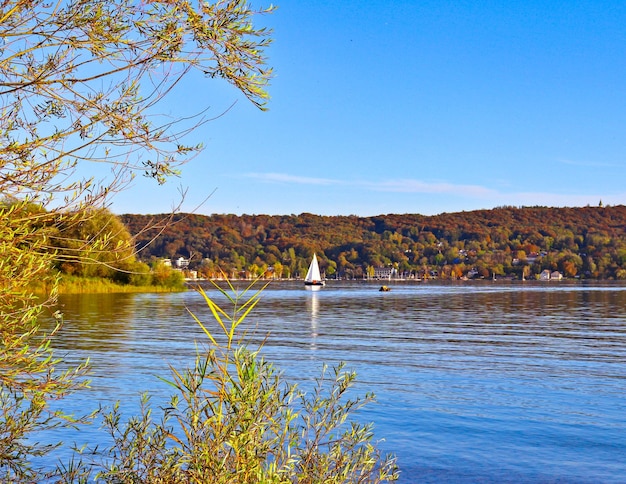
[
  {"left": 540, "top": 269, "right": 563, "bottom": 280},
  {"left": 373, "top": 266, "right": 398, "bottom": 280}
]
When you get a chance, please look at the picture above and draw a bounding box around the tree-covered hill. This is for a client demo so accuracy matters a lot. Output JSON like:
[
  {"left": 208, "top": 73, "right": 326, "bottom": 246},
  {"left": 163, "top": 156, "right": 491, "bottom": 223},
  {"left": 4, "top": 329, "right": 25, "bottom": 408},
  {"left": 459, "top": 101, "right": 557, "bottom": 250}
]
[{"left": 121, "top": 205, "right": 626, "bottom": 279}]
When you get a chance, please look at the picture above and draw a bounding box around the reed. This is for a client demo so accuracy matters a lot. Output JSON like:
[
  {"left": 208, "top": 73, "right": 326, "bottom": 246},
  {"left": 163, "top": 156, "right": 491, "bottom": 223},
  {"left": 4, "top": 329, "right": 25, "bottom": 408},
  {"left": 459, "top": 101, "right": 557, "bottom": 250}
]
[{"left": 30, "top": 276, "right": 188, "bottom": 295}]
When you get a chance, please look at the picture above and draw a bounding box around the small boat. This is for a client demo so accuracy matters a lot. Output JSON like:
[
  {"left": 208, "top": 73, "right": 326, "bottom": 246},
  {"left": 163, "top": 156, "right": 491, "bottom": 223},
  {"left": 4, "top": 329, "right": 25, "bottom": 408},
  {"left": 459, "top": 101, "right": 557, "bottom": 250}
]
[{"left": 304, "top": 253, "right": 325, "bottom": 286}]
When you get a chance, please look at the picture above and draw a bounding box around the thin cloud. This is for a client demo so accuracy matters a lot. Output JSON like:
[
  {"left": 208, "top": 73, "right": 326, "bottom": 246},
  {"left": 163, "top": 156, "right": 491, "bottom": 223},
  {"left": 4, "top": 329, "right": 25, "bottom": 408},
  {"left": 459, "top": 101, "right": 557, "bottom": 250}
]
[
  {"left": 245, "top": 172, "right": 339, "bottom": 186},
  {"left": 246, "top": 172, "right": 496, "bottom": 197},
  {"left": 243, "top": 172, "right": 626, "bottom": 207}
]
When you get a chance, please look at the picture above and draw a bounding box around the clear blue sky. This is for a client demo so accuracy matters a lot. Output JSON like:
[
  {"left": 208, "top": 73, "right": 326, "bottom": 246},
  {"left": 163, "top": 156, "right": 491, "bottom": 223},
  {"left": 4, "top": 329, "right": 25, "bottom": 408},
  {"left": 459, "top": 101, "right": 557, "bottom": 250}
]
[{"left": 111, "top": 0, "right": 626, "bottom": 217}]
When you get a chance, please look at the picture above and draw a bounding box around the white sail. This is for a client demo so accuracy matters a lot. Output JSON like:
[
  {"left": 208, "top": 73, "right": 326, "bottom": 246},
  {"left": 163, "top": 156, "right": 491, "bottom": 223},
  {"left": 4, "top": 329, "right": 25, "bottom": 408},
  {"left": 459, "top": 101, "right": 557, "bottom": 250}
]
[{"left": 304, "top": 253, "right": 324, "bottom": 285}]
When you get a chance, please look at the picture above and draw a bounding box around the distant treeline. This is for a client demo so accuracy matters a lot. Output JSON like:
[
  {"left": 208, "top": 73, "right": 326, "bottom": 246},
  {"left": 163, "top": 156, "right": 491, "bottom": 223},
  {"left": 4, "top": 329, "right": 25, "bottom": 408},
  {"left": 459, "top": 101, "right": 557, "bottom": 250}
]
[{"left": 120, "top": 205, "right": 626, "bottom": 280}]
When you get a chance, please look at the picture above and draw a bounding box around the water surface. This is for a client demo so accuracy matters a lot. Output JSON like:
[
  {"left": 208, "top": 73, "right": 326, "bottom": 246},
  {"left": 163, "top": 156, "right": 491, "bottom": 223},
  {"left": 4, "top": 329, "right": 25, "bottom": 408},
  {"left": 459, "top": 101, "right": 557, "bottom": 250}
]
[{"left": 46, "top": 281, "right": 626, "bottom": 483}]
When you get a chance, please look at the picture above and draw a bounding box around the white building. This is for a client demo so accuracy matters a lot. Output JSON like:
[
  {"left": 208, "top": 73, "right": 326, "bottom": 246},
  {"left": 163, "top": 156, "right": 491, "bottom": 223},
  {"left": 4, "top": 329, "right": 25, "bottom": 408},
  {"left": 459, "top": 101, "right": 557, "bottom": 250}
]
[{"left": 373, "top": 266, "right": 397, "bottom": 279}]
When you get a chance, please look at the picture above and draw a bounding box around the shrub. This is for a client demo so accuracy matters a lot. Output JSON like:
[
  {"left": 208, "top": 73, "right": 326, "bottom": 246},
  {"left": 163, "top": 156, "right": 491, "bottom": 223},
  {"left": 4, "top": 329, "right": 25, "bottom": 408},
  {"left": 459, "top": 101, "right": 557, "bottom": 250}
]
[
  {"left": 150, "top": 261, "right": 186, "bottom": 290},
  {"left": 127, "top": 262, "right": 153, "bottom": 287}
]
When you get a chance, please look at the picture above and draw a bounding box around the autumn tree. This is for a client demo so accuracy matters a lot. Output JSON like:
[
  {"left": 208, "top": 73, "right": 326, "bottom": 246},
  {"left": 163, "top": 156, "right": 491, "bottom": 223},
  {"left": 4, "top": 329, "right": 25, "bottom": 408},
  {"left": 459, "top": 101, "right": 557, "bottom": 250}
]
[{"left": 0, "top": 0, "right": 273, "bottom": 478}]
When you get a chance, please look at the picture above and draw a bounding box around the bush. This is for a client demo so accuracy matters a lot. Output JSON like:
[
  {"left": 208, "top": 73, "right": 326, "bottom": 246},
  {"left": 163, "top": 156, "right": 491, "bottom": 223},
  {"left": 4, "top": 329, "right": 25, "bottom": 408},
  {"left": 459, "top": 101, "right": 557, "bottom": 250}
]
[
  {"left": 150, "top": 261, "right": 186, "bottom": 290},
  {"left": 127, "top": 261, "right": 153, "bottom": 287}
]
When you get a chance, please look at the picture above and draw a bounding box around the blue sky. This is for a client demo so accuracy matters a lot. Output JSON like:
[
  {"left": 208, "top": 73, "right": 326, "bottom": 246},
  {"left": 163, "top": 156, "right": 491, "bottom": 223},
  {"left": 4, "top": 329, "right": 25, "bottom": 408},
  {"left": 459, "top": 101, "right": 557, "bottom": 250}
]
[{"left": 111, "top": 0, "right": 626, "bottom": 217}]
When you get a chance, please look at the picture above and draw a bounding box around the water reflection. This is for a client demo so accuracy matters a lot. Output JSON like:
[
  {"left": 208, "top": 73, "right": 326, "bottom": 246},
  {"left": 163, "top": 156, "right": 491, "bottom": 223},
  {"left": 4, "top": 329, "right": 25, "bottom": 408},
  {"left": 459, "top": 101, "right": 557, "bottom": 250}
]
[
  {"left": 41, "top": 293, "right": 139, "bottom": 353},
  {"left": 306, "top": 289, "right": 320, "bottom": 350}
]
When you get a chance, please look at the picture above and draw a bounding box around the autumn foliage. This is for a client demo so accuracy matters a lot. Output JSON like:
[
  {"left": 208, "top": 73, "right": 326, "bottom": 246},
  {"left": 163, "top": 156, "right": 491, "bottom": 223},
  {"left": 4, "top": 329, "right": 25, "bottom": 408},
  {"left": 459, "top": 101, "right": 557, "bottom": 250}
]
[{"left": 121, "top": 205, "right": 626, "bottom": 280}]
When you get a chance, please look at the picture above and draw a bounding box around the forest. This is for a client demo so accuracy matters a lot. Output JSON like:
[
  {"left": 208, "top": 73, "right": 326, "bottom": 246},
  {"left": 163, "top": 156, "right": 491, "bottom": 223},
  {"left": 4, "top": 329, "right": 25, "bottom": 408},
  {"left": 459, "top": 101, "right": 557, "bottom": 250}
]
[{"left": 120, "top": 205, "right": 626, "bottom": 280}]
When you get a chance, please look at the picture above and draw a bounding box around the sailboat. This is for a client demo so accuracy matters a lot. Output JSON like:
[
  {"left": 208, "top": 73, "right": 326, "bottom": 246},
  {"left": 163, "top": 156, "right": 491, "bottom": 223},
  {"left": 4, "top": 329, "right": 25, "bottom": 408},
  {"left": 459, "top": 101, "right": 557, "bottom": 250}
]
[{"left": 304, "top": 253, "right": 325, "bottom": 286}]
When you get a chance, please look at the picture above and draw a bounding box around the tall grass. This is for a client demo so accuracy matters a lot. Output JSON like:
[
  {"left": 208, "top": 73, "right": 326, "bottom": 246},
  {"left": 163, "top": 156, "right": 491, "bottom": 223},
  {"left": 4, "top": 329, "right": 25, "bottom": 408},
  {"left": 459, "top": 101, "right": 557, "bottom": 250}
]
[{"left": 30, "top": 276, "right": 189, "bottom": 295}]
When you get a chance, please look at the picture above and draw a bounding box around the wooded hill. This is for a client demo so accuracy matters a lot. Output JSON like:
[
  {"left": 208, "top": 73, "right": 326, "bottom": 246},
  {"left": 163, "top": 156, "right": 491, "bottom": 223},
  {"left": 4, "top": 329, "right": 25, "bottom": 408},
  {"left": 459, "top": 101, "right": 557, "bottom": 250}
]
[{"left": 120, "top": 205, "right": 626, "bottom": 280}]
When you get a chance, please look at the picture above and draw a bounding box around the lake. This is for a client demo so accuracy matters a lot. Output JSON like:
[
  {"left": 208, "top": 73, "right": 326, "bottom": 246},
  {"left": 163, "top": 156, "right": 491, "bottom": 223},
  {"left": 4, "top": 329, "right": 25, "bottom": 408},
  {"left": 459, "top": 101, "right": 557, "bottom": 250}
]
[{"left": 44, "top": 280, "right": 626, "bottom": 483}]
